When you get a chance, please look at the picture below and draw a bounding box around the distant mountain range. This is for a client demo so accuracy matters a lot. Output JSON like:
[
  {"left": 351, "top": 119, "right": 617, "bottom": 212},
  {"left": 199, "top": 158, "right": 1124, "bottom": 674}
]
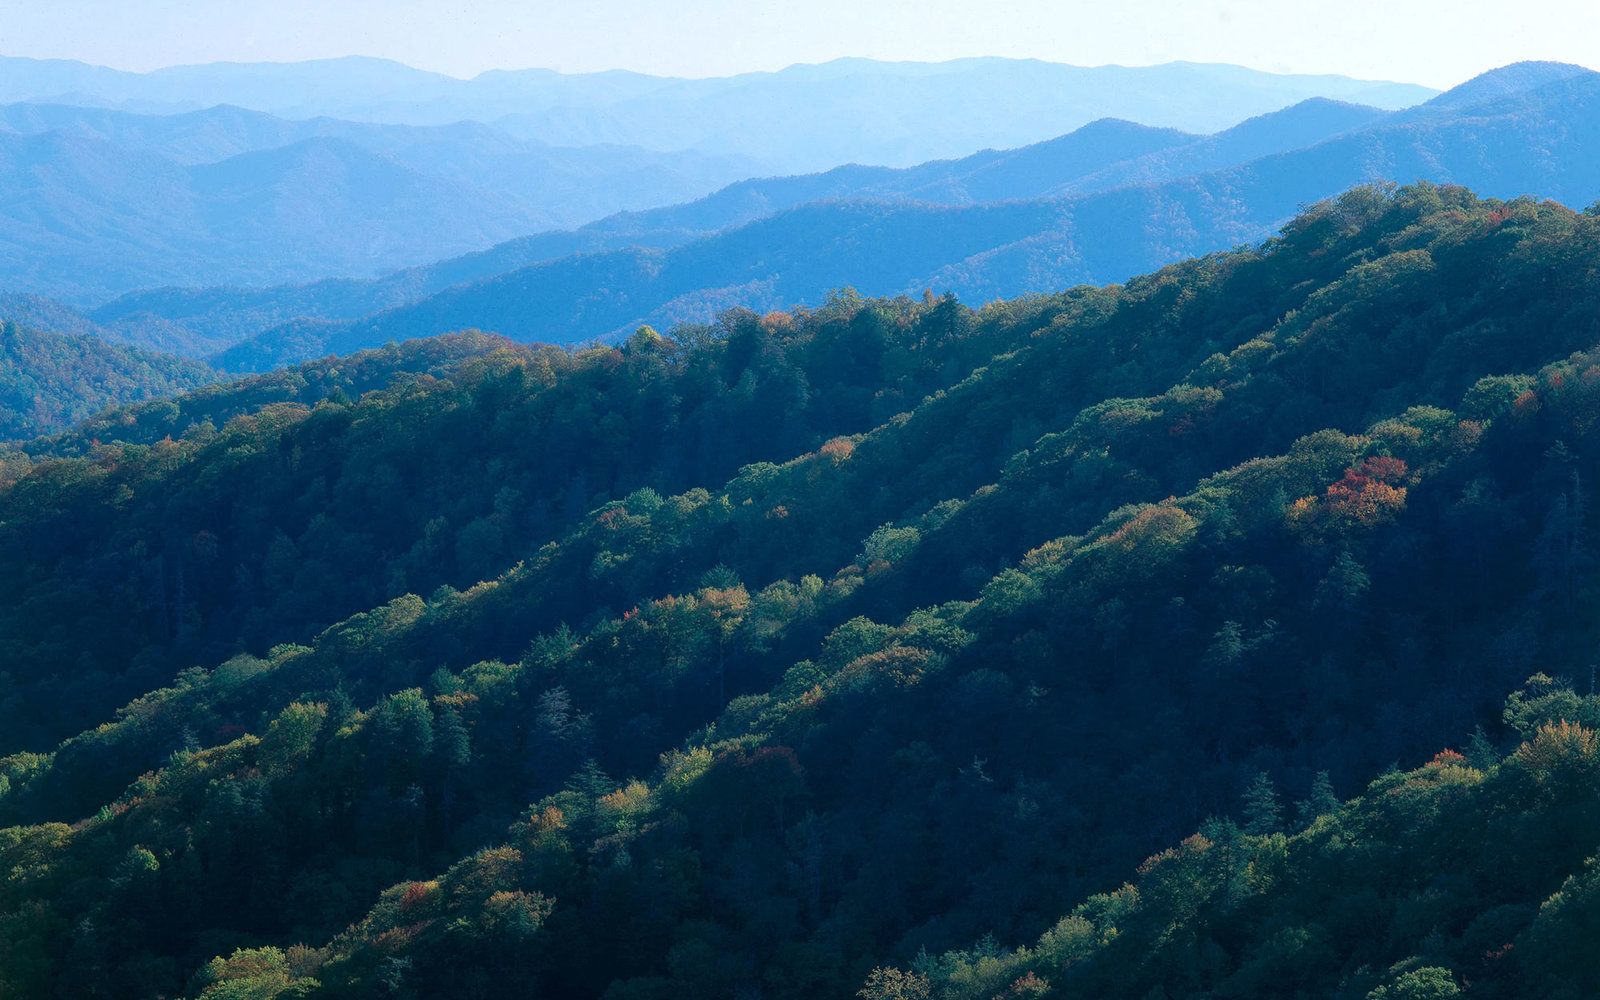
[
  {"left": 0, "top": 55, "right": 1437, "bottom": 170},
  {"left": 577, "top": 97, "right": 1396, "bottom": 236},
  {"left": 74, "top": 228, "right": 700, "bottom": 357},
  {"left": 0, "top": 102, "right": 759, "bottom": 303},
  {"left": 0, "top": 101, "right": 760, "bottom": 204},
  {"left": 0, "top": 57, "right": 1444, "bottom": 305},
  {"left": 34, "top": 60, "right": 1585, "bottom": 372},
  {"left": 0, "top": 95, "right": 1383, "bottom": 360},
  {"left": 6, "top": 59, "right": 1598, "bottom": 377}
]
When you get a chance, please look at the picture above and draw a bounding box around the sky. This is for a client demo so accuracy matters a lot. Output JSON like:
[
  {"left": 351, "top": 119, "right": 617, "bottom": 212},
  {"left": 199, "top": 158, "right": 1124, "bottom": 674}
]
[{"left": 0, "top": 0, "right": 1596, "bottom": 88}]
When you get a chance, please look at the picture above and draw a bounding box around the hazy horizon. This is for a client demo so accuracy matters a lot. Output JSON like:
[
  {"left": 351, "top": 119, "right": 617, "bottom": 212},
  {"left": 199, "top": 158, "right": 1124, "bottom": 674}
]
[
  {"left": 0, "top": 50, "right": 1467, "bottom": 86},
  {"left": 2, "top": 0, "right": 1597, "bottom": 89}
]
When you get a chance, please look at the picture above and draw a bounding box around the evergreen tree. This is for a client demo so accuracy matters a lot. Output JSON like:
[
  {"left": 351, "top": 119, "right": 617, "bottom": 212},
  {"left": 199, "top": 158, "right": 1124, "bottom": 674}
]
[
  {"left": 1294, "top": 771, "right": 1340, "bottom": 827},
  {"left": 1241, "top": 771, "right": 1283, "bottom": 835}
]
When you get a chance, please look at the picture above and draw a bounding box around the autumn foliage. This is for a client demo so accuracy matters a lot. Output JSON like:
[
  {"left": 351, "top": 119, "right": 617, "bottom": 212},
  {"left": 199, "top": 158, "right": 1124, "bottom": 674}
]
[{"left": 1288, "top": 455, "right": 1409, "bottom": 534}]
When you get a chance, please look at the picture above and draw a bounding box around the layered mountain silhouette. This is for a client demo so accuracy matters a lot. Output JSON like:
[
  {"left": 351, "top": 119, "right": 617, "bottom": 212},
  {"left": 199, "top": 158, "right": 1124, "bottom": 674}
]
[
  {"left": 0, "top": 129, "right": 536, "bottom": 301},
  {"left": 0, "top": 101, "right": 759, "bottom": 212},
  {"left": 170, "top": 62, "right": 1600, "bottom": 371},
  {"left": 6, "top": 101, "right": 1367, "bottom": 362},
  {"left": 6, "top": 60, "right": 1596, "bottom": 375},
  {"left": 0, "top": 102, "right": 760, "bottom": 303},
  {"left": 0, "top": 56, "right": 1442, "bottom": 307},
  {"left": 0, "top": 54, "right": 1435, "bottom": 169}
]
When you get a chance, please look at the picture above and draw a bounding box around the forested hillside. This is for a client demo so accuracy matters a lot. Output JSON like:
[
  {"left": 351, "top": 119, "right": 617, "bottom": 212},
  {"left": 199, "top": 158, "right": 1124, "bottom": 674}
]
[
  {"left": 4, "top": 184, "right": 1600, "bottom": 998},
  {"left": 0, "top": 314, "right": 214, "bottom": 440}
]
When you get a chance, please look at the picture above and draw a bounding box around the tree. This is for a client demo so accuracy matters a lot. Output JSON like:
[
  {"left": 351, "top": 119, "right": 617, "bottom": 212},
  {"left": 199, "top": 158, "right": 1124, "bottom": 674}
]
[
  {"left": 370, "top": 689, "right": 434, "bottom": 788},
  {"left": 434, "top": 705, "right": 471, "bottom": 830},
  {"left": 1366, "top": 967, "right": 1460, "bottom": 1000},
  {"left": 1314, "top": 550, "right": 1370, "bottom": 612},
  {"left": 859, "top": 966, "right": 930, "bottom": 1000},
  {"left": 260, "top": 702, "right": 328, "bottom": 773},
  {"left": 193, "top": 946, "right": 318, "bottom": 999},
  {"left": 1294, "top": 771, "right": 1339, "bottom": 827},
  {"left": 563, "top": 758, "right": 615, "bottom": 842},
  {"left": 916, "top": 292, "right": 972, "bottom": 348},
  {"left": 435, "top": 706, "right": 471, "bottom": 771},
  {"left": 699, "top": 582, "right": 751, "bottom": 707},
  {"left": 1241, "top": 772, "right": 1283, "bottom": 835},
  {"left": 1535, "top": 462, "right": 1589, "bottom": 612},
  {"left": 528, "top": 686, "right": 591, "bottom": 792}
]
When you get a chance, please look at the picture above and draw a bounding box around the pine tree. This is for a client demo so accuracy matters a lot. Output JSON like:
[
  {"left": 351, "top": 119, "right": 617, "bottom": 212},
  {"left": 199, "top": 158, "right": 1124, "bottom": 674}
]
[
  {"left": 434, "top": 705, "right": 471, "bottom": 833},
  {"left": 565, "top": 758, "right": 614, "bottom": 841},
  {"left": 1241, "top": 771, "right": 1283, "bottom": 835},
  {"left": 1294, "top": 771, "right": 1339, "bottom": 827},
  {"left": 1314, "top": 550, "right": 1370, "bottom": 612},
  {"left": 434, "top": 706, "right": 471, "bottom": 771},
  {"left": 1465, "top": 725, "right": 1499, "bottom": 770}
]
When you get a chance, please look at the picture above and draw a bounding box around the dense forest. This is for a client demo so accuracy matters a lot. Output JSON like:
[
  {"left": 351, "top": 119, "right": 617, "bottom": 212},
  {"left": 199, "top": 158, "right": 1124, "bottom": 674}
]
[
  {"left": 0, "top": 316, "right": 214, "bottom": 440},
  {"left": 4, "top": 183, "right": 1600, "bottom": 998}
]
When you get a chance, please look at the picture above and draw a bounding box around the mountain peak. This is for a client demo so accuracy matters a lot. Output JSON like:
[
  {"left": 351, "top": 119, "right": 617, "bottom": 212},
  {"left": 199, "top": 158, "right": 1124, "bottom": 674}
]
[{"left": 1427, "top": 60, "right": 1598, "bottom": 108}]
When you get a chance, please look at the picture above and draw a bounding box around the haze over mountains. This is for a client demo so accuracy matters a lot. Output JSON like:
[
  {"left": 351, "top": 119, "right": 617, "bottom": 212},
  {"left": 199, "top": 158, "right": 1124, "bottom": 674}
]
[
  {"left": 0, "top": 54, "right": 1435, "bottom": 168},
  {"left": 2, "top": 57, "right": 1596, "bottom": 396},
  {"left": 0, "top": 57, "right": 1442, "bottom": 306},
  {"left": 0, "top": 103, "right": 759, "bottom": 302},
  {"left": 8, "top": 59, "right": 1586, "bottom": 375},
  {"left": 7, "top": 36, "right": 1600, "bottom": 1000}
]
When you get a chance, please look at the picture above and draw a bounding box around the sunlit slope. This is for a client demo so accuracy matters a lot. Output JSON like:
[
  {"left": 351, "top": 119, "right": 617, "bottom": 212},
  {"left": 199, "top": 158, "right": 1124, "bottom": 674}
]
[{"left": 4, "top": 186, "right": 1600, "bottom": 997}]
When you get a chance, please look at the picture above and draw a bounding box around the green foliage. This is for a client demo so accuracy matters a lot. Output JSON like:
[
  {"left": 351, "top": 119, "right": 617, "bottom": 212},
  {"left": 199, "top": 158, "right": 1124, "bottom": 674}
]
[
  {"left": 1503, "top": 672, "right": 1600, "bottom": 737},
  {"left": 193, "top": 947, "right": 319, "bottom": 999},
  {"left": 1366, "top": 967, "right": 1463, "bottom": 1000},
  {"left": 1240, "top": 772, "right": 1283, "bottom": 836},
  {"left": 0, "top": 315, "right": 214, "bottom": 441},
  {"left": 7, "top": 185, "right": 1600, "bottom": 999},
  {"left": 910, "top": 689, "right": 1600, "bottom": 999},
  {"left": 1294, "top": 771, "right": 1340, "bottom": 828}
]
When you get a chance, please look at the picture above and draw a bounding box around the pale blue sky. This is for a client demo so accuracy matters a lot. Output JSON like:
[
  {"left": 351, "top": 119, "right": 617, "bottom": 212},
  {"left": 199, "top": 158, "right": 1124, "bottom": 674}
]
[{"left": 1, "top": 0, "right": 1596, "bottom": 88}]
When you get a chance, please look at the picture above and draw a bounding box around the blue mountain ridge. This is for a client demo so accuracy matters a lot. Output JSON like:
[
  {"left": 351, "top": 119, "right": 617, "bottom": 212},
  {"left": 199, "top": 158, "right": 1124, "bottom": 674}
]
[
  {"left": 9, "top": 61, "right": 1587, "bottom": 374},
  {"left": 0, "top": 102, "right": 763, "bottom": 304},
  {"left": 0, "top": 54, "right": 1436, "bottom": 170},
  {"left": 72, "top": 93, "right": 1397, "bottom": 360},
  {"left": 178, "top": 62, "right": 1595, "bottom": 370}
]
